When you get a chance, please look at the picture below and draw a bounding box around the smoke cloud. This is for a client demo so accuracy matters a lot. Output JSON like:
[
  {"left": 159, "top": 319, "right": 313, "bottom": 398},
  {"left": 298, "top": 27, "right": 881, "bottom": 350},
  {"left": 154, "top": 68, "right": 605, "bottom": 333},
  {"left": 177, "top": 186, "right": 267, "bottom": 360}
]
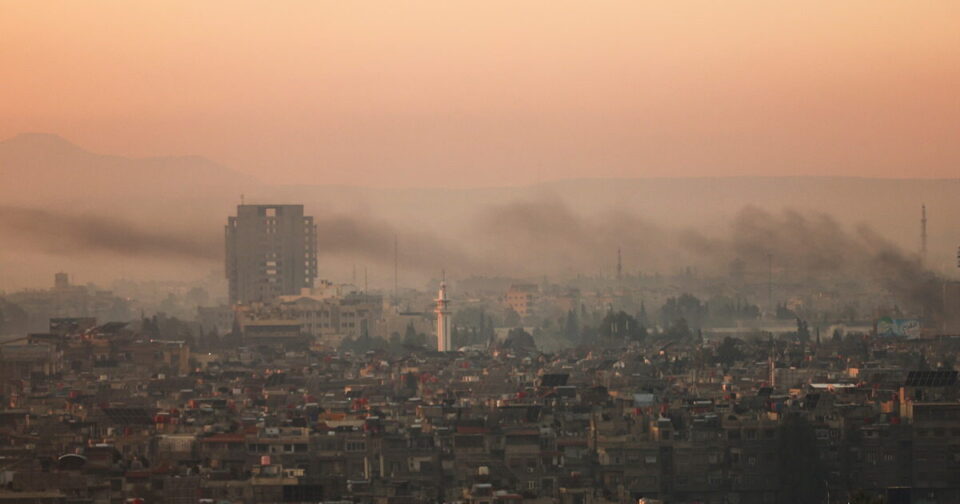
[
  {"left": 471, "top": 200, "right": 941, "bottom": 313},
  {"left": 314, "top": 214, "right": 481, "bottom": 273},
  {"left": 472, "top": 198, "right": 682, "bottom": 275},
  {"left": 1, "top": 201, "right": 943, "bottom": 315},
  {"left": 0, "top": 205, "right": 478, "bottom": 278},
  {"left": 0, "top": 205, "right": 220, "bottom": 261}
]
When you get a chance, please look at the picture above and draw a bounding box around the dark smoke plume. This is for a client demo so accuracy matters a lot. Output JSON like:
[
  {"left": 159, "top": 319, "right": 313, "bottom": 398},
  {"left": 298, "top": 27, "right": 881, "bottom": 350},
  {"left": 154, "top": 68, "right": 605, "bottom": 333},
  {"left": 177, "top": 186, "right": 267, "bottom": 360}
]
[
  {"left": 314, "top": 214, "right": 481, "bottom": 273},
  {"left": 717, "top": 206, "right": 941, "bottom": 314},
  {"left": 0, "top": 205, "right": 475, "bottom": 276},
  {"left": 473, "top": 200, "right": 942, "bottom": 314},
  {"left": 473, "top": 198, "right": 679, "bottom": 275},
  {"left": 0, "top": 205, "right": 219, "bottom": 260},
  {"left": 2, "top": 200, "right": 944, "bottom": 316}
]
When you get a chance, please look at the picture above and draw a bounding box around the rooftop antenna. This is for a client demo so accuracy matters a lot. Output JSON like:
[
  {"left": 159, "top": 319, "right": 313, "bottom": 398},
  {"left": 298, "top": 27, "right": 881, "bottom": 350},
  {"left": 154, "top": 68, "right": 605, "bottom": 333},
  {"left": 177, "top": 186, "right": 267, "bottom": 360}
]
[
  {"left": 240, "top": 194, "right": 245, "bottom": 205},
  {"left": 921, "top": 204, "right": 928, "bottom": 263},
  {"left": 364, "top": 266, "right": 368, "bottom": 295}
]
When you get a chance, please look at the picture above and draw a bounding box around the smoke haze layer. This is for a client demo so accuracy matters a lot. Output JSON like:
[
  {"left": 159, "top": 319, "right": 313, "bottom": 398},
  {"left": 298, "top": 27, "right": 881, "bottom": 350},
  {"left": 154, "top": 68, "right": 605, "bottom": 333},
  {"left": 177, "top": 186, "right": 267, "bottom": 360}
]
[
  {"left": 0, "top": 205, "right": 220, "bottom": 261},
  {"left": 2, "top": 198, "right": 939, "bottom": 314}
]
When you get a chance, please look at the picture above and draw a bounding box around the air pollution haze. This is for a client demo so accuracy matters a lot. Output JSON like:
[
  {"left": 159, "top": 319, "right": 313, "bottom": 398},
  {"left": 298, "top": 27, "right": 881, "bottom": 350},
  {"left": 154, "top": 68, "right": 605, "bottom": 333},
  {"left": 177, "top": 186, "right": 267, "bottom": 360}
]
[
  {"left": 0, "top": 1, "right": 958, "bottom": 296},
  {"left": 5, "top": 4, "right": 960, "bottom": 502},
  {"left": 0, "top": 183, "right": 942, "bottom": 315},
  {"left": 0, "top": 205, "right": 220, "bottom": 261}
]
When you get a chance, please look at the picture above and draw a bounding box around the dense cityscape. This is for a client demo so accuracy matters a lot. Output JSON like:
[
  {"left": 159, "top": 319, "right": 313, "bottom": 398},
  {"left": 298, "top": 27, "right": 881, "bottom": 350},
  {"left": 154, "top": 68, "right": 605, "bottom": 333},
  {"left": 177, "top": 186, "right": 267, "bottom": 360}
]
[
  {"left": 0, "top": 203, "right": 958, "bottom": 504},
  {"left": 3, "top": 2, "right": 960, "bottom": 503}
]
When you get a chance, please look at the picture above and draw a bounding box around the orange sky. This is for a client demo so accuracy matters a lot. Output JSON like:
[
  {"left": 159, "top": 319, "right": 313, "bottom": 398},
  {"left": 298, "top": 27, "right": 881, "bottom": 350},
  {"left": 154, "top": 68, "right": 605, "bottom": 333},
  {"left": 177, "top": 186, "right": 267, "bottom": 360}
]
[{"left": 2, "top": 1, "right": 959, "bottom": 187}]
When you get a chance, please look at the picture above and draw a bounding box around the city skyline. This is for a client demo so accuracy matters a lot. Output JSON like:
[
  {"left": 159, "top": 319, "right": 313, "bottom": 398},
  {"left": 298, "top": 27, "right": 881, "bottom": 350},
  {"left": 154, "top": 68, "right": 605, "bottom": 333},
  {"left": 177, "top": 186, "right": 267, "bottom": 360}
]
[{"left": 2, "top": 4, "right": 960, "bottom": 503}]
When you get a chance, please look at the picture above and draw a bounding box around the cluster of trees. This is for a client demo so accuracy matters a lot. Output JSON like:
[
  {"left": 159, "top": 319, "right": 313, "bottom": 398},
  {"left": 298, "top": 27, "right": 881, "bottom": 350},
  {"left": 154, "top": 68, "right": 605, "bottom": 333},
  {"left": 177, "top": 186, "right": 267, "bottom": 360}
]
[
  {"left": 659, "top": 294, "right": 762, "bottom": 329},
  {"left": 775, "top": 302, "right": 798, "bottom": 320},
  {"left": 659, "top": 294, "right": 708, "bottom": 329},
  {"left": 710, "top": 295, "right": 762, "bottom": 324},
  {"left": 598, "top": 310, "right": 647, "bottom": 342},
  {"left": 0, "top": 298, "right": 28, "bottom": 336},
  {"left": 342, "top": 322, "right": 429, "bottom": 354},
  {"left": 452, "top": 307, "right": 498, "bottom": 348},
  {"left": 501, "top": 327, "right": 536, "bottom": 352}
]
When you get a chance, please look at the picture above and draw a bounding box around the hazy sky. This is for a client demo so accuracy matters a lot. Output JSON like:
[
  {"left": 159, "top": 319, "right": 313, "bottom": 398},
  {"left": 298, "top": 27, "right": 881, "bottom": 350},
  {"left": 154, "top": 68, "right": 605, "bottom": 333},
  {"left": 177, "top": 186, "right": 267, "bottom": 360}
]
[{"left": 2, "top": 1, "right": 959, "bottom": 187}]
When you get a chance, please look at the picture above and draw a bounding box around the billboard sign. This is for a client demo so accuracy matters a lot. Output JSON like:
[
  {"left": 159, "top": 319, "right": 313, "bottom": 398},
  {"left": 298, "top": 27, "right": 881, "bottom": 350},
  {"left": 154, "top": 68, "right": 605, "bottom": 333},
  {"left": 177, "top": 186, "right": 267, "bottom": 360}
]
[{"left": 876, "top": 317, "right": 921, "bottom": 338}]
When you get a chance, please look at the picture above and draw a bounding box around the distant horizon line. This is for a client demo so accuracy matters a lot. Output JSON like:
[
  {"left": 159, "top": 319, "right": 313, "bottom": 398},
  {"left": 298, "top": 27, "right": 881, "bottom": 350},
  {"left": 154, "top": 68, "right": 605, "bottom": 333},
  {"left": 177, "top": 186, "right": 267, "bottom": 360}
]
[{"left": 5, "top": 131, "right": 960, "bottom": 189}]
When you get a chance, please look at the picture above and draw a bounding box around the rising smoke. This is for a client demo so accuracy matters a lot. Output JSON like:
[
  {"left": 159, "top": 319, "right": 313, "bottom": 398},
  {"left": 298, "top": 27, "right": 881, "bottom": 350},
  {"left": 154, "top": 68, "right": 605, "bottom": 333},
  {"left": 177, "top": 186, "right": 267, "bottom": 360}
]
[
  {"left": 0, "top": 201, "right": 942, "bottom": 314},
  {"left": 472, "top": 200, "right": 941, "bottom": 313},
  {"left": 0, "top": 205, "right": 220, "bottom": 261}
]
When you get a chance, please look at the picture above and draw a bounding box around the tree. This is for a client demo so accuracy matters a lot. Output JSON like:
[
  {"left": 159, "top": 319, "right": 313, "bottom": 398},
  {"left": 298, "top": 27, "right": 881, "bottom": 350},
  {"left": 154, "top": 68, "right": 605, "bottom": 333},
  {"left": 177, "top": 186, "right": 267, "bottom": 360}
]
[
  {"left": 637, "top": 301, "right": 649, "bottom": 328},
  {"left": 563, "top": 309, "right": 579, "bottom": 343},
  {"left": 502, "top": 327, "right": 536, "bottom": 352},
  {"left": 504, "top": 308, "right": 521, "bottom": 327},
  {"left": 598, "top": 310, "right": 645, "bottom": 343},
  {"left": 777, "top": 413, "right": 826, "bottom": 504},
  {"left": 776, "top": 302, "right": 797, "bottom": 320},
  {"left": 664, "top": 317, "right": 692, "bottom": 340},
  {"left": 707, "top": 295, "right": 760, "bottom": 325},
  {"left": 716, "top": 337, "right": 744, "bottom": 369},
  {"left": 840, "top": 334, "right": 868, "bottom": 360},
  {"left": 0, "top": 299, "right": 28, "bottom": 336},
  {"left": 659, "top": 294, "right": 706, "bottom": 329},
  {"left": 796, "top": 318, "right": 810, "bottom": 343},
  {"left": 402, "top": 322, "right": 426, "bottom": 349},
  {"left": 450, "top": 324, "right": 460, "bottom": 347}
]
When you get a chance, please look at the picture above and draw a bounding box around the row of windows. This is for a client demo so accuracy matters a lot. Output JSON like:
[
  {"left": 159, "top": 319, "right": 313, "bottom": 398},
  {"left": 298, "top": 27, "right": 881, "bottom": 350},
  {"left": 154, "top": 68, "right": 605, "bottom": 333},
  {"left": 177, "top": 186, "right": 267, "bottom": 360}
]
[{"left": 246, "top": 443, "right": 308, "bottom": 453}]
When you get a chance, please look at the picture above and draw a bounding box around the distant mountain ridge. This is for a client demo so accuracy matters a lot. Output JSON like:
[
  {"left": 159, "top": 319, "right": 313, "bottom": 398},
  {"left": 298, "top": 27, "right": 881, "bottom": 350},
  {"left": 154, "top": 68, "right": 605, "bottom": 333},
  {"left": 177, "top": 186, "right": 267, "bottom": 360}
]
[{"left": 0, "top": 133, "right": 259, "bottom": 209}]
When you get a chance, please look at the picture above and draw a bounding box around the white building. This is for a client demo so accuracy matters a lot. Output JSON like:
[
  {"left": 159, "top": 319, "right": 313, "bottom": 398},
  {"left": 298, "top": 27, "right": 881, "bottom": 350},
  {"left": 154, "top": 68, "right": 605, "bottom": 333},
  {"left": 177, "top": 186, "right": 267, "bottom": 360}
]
[{"left": 435, "top": 279, "right": 451, "bottom": 352}]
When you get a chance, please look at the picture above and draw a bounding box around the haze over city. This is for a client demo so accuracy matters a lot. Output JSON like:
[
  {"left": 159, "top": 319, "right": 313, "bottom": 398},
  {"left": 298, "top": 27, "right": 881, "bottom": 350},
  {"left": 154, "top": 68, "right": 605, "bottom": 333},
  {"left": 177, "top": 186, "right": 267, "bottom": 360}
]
[
  {"left": 2, "top": 3, "right": 960, "bottom": 504},
  {"left": 3, "top": 1, "right": 960, "bottom": 291}
]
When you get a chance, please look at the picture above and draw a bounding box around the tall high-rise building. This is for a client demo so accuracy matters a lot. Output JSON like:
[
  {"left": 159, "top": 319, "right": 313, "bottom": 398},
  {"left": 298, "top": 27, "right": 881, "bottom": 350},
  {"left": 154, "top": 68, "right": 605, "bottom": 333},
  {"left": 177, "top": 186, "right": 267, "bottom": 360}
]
[
  {"left": 225, "top": 204, "right": 317, "bottom": 304},
  {"left": 435, "top": 278, "right": 451, "bottom": 352}
]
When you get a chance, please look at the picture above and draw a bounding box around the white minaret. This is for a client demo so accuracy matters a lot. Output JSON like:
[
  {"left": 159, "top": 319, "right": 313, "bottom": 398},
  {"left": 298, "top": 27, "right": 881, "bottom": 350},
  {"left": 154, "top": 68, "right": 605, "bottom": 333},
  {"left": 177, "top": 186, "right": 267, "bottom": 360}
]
[{"left": 435, "top": 272, "right": 452, "bottom": 352}]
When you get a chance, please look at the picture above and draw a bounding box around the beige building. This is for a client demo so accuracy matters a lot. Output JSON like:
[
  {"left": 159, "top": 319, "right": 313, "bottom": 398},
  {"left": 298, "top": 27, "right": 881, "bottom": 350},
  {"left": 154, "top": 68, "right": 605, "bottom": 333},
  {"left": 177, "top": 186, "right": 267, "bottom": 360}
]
[
  {"left": 239, "top": 291, "right": 383, "bottom": 347},
  {"left": 504, "top": 284, "right": 539, "bottom": 317}
]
